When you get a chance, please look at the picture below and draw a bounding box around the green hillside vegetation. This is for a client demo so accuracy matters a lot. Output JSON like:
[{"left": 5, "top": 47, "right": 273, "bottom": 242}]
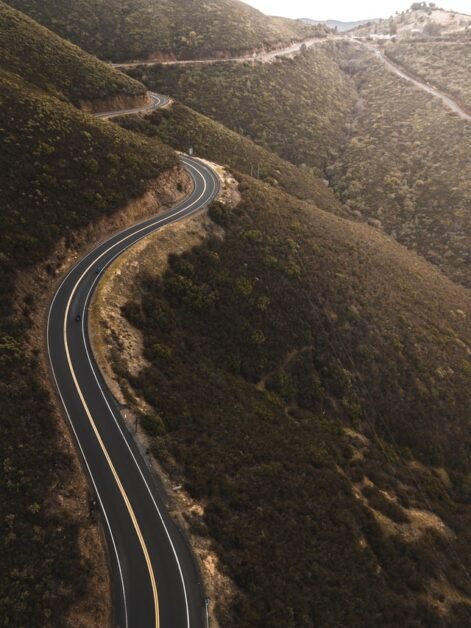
[
  {"left": 0, "top": 2, "right": 146, "bottom": 106},
  {"left": 385, "top": 40, "right": 471, "bottom": 111},
  {"left": 117, "top": 102, "right": 345, "bottom": 213},
  {"left": 5, "top": 0, "right": 322, "bottom": 62},
  {"left": 328, "top": 42, "right": 471, "bottom": 287},
  {"left": 0, "top": 66, "right": 176, "bottom": 623},
  {"left": 119, "top": 173, "right": 471, "bottom": 627},
  {"left": 129, "top": 46, "right": 356, "bottom": 174}
]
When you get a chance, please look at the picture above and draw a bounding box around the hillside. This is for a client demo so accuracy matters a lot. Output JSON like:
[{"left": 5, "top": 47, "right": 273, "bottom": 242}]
[
  {"left": 0, "top": 2, "right": 146, "bottom": 108},
  {"left": 116, "top": 101, "right": 346, "bottom": 213},
  {"left": 136, "top": 41, "right": 471, "bottom": 286},
  {"left": 129, "top": 46, "right": 357, "bottom": 174},
  {"left": 354, "top": 6, "right": 471, "bottom": 38},
  {"left": 95, "top": 166, "right": 471, "bottom": 626},
  {"left": 385, "top": 39, "right": 471, "bottom": 111},
  {"left": 2, "top": 0, "right": 471, "bottom": 625},
  {"left": 0, "top": 10, "right": 180, "bottom": 622},
  {"left": 5, "top": 0, "right": 321, "bottom": 62},
  {"left": 328, "top": 40, "right": 470, "bottom": 287}
]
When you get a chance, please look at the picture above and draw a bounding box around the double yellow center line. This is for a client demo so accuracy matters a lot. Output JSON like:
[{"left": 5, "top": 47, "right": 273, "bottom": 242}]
[{"left": 64, "top": 272, "right": 160, "bottom": 628}]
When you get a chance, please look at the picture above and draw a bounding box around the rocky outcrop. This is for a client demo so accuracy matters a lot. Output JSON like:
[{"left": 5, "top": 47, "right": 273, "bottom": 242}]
[{"left": 79, "top": 91, "right": 151, "bottom": 114}]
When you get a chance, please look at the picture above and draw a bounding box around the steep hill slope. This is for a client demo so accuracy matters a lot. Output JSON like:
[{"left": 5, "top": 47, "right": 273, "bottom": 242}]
[
  {"left": 5, "top": 0, "right": 320, "bottom": 62},
  {"left": 98, "top": 168, "right": 471, "bottom": 627},
  {"left": 0, "top": 11, "right": 180, "bottom": 623},
  {"left": 0, "top": 2, "right": 146, "bottom": 108},
  {"left": 385, "top": 39, "right": 471, "bottom": 111},
  {"left": 329, "top": 41, "right": 470, "bottom": 287},
  {"left": 130, "top": 46, "right": 356, "bottom": 173},
  {"left": 116, "top": 101, "right": 346, "bottom": 213},
  {"left": 136, "top": 41, "right": 471, "bottom": 286}
]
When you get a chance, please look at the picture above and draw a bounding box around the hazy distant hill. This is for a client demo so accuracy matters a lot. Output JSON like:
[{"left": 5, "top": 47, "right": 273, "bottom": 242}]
[
  {"left": 301, "top": 17, "right": 378, "bottom": 32},
  {"left": 5, "top": 0, "right": 319, "bottom": 62}
]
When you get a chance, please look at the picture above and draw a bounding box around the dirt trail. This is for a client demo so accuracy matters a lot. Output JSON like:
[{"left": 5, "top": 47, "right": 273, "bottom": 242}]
[
  {"left": 114, "top": 35, "right": 471, "bottom": 123},
  {"left": 113, "top": 37, "right": 326, "bottom": 68},
  {"left": 356, "top": 41, "right": 471, "bottom": 122}
]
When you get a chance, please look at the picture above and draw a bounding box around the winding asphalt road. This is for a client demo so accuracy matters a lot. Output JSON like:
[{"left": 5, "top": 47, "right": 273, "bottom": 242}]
[{"left": 47, "top": 98, "right": 220, "bottom": 628}]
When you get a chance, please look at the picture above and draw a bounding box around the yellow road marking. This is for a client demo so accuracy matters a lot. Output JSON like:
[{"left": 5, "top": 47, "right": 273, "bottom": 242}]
[{"left": 64, "top": 295, "right": 160, "bottom": 628}]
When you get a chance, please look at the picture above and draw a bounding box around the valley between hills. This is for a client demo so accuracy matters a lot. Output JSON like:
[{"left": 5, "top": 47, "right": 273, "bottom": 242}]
[{"left": 0, "top": 2, "right": 470, "bottom": 627}]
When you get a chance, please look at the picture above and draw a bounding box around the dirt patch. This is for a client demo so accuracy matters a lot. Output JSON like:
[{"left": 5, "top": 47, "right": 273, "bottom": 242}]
[
  {"left": 89, "top": 166, "right": 239, "bottom": 625},
  {"left": 427, "top": 577, "right": 471, "bottom": 616},
  {"left": 13, "top": 165, "right": 192, "bottom": 627},
  {"left": 352, "top": 477, "right": 454, "bottom": 543}
]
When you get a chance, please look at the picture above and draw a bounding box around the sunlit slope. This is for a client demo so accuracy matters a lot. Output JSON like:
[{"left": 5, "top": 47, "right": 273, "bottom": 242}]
[
  {"left": 0, "top": 1, "right": 146, "bottom": 105},
  {"left": 116, "top": 101, "right": 346, "bottom": 214},
  {"left": 5, "top": 0, "right": 321, "bottom": 61},
  {"left": 131, "top": 46, "right": 356, "bottom": 172}
]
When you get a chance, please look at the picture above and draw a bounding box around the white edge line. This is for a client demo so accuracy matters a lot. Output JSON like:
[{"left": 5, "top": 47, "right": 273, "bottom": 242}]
[
  {"left": 45, "top": 90, "right": 176, "bottom": 628},
  {"left": 46, "top": 301, "right": 129, "bottom": 628},
  {"left": 81, "top": 161, "right": 210, "bottom": 628}
]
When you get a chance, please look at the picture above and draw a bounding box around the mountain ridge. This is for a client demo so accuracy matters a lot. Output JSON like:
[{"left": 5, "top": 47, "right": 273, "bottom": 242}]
[{"left": 5, "top": 0, "right": 322, "bottom": 62}]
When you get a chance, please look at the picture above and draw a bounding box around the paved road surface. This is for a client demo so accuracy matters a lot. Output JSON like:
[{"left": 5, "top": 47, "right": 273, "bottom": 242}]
[
  {"left": 48, "top": 102, "right": 219, "bottom": 628},
  {"left": 95, "top": 92, "right": 170, "bottom": 119}
]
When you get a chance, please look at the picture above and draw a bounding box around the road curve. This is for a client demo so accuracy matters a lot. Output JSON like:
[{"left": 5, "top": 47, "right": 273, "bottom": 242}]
[
  {"left": 95, "top": 92, "right": 171, "bottom": 119},
  {"left": 47, "top": 98, "right": 220, "bottom": 628}
]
